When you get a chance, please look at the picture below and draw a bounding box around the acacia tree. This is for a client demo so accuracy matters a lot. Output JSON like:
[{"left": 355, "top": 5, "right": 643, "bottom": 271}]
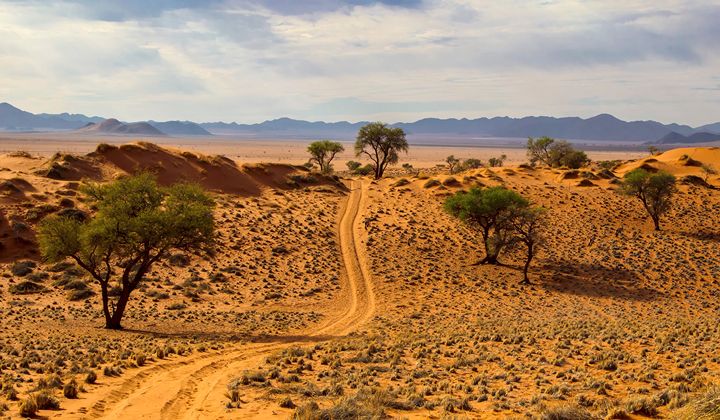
[
  {"left": 527, "top": 137, "right": 588, "bottom": 169},
  {"left": 446, "top": 155, "right": 460, "bottom": 174},
  {"left": 355, "top": 122, "right": 409, "bottom": 179},
  {"left": 38, "top": 173, "right": 215, "bottom": 329},
  {"left": 506, "top": 206, "right": 546, "bottom": 285},
  {"left": 402, "top": 163, "right": 417, "bottom": 176},
  {"left": 488, "top": 154, "right": 507, "bottom": 167},
  {"left": 307, "top": 140, "right": 344, "bottom": 173},
  {"left": 444, "top": 186, "right": 528, "bottom": 264},
  {"left": 526, "top": 136, "right": 555, "bottom": 166},
  {"left": 621, "top": 169, "right": 676, "bottom": 231}
]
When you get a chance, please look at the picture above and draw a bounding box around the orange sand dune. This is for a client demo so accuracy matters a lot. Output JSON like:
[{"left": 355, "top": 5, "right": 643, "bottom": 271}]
[
  {"left": 0, "top": 142, "right": 345, "bottom": 262},
  {"left": 615, "top": 146, "right": 720, "bottom": 179}
]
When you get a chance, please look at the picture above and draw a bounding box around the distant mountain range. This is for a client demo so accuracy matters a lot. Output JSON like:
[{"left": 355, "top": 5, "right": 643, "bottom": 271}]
[
  {"left": 0, "top": 103, "right": 208, "bottom": 137},
  {"left": 652, "top": 131, "right": 720, "bottom": 145},
  {"left": 1, "top": 101, "right": 719, "bottom": 143},
  {"left": 80, "top": 118, "right": 166, "bottom": 136}
]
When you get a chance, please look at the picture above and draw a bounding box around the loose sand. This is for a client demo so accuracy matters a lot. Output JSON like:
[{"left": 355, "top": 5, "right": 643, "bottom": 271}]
[{"left": 0, "top": 139, "right": 718, "bottom": 419}]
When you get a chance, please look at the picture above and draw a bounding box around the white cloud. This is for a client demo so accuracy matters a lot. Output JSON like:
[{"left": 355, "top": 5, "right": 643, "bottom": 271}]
[{"left": 0, "top": 0, "right": 718, "bottom": 125}]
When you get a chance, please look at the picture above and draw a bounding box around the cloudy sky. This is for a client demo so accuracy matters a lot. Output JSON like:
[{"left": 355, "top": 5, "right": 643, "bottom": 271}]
[{"left": 0, "top": 0, "right": 718, "bottom": 125}]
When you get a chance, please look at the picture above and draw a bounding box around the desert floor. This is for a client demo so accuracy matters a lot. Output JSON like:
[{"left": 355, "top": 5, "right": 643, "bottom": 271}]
[{"left": 0, "top": 140, "right": 718, "bottom": 419}]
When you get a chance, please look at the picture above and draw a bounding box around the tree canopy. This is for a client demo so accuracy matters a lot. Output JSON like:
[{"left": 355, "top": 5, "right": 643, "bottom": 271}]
[
  {"left": 355, "top": 122, "right": 408, "bottom": 179},
  {"left": 526, "top": 136, "right": 555, "bottom": 166},
  {"left": 620, "top": 169, "right": 676, "bottom": 231},
  {"left": 505, "top": 206, "right": 547, "bottom": 284},
  {"left": 307, "top": 140, "right": 344, "bottom": 173},
  {"left": 38, "top": 173, "right": 215, "bottom": 329},
  {"left": 444, "top": 186, "right": 528, "bottom": 264},
  {"left": 527, "top": 137, "right": 588, "bottom": 169}
]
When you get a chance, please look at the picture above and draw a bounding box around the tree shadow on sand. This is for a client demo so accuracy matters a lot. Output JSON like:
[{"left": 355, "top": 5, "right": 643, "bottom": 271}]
[
  {"left": 680, "top": 229, "right": 720, "bottom": 243},
  {"left": 530, "top": 258, "right": 662, "bottom": 301}
]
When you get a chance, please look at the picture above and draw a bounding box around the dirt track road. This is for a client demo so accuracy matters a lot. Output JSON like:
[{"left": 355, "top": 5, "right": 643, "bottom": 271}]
[{"left": 59, "top": 179, "right": 375, "bottom": 419}]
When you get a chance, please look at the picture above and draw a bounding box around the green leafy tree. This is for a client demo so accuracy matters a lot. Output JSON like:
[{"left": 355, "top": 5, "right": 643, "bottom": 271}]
[
  {"left": 402, "top": 163, "right": 417, "bottom": 176},
  {"left": 346, "top": 161, "right": 362, "bottom": 172},
  {"left": 559, "top": 149, "right": 589, "bottom": 169},
  {"left": 307, "top": 140, "right": 344, "bottom": 173},
  {"left": 527, "top": 137, "right": 588, "bottom": 169},
  {"left": 526, "top": 136, "right": 555, "bottom": 166},
  {"left": 461, "top": 158, "right": 484, "bottom": 170},
  {"left": 547, "top": 141, "right": 588, "bottom": 169},
  {"left": 506, "top": 206, "right": 546, "bottom": 284},
  {"left": 647, "top": 146, "right": 659, "bottom": 156},
  {"left": 620, "top": 169, "right": 676, "bottom": 231},
  {"left": 38, "top": 173, "right": 215, "bottom": 329},
  {"left": 444, "top": 186, "right": 528, "bottom": 264},
  {"left": 355, "top": 122, "right": 409, "bottom": 179},
  {"left": 488, "top": 154, "right": 507, "bottom": 168},
  {"left": 446, "top": 155, "right": 460, "bottom": 174}
]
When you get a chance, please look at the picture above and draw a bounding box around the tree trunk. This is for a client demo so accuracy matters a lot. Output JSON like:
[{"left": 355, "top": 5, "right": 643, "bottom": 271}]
[
  {"left": 479, "top": 229, "right": 502, "bottom": 264},
  {"left": 652, "top": 215, "right": 661, "bottom": 231},
  {"left": 520, "top": 243, "right": 533, "bottom": 285},
  {"left": 481, "top": 254, "right": 500, "bottom": 265},
  {"left": 106, "top": 288, "right": 131, "bottom": 330},
  {"left": 100, "top": 283, "right": 113, "bottom": 329}
]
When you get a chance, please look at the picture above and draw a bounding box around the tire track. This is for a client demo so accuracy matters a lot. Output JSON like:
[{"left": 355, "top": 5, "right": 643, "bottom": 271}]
[{"left": 62, "top": 179, "right": 374, "bottom": 419}]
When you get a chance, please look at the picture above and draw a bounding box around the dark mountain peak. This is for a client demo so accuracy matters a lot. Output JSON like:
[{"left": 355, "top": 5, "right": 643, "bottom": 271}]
[
  {"left": 0, "top": 102, "right": 29, "bottom": 114},
  {"left": 587, "top": 113, "right": 621, "bottom": 122},
  {"left": 653, "top": 131, "right": 720, "bottom": 144},
  {"left": 80, "top": 118, "right": 165, "bottom": 136},
  {"left": 97, "top": 118, "right": 123, "bottom": 129},
  {"left": 148, "top": 120, "right": 211, "bottom": 136}
]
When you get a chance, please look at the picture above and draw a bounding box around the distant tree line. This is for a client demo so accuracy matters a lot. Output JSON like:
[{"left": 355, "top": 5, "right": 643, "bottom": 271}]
[
  {"left": 306, "top": 122, "right": 409, "bottom": 179},
  {"left": 442, "top": 135, "right": 681, "bottom": 284},
  {"left": 526, "top": 136, "right": 588, "bottom": 169}
]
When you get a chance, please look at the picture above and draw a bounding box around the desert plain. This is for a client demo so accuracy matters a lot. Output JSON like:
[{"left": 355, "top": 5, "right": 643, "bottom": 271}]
[{"left": 0, "top": 135, "right": 719, "bottom": 420}]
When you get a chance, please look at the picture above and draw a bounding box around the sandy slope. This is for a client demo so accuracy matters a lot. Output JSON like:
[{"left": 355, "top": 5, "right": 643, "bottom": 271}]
[
  {"left": 2, "top": 143, "right": 720, "bottom": 419},
  {"left": 58, "top": 179, "right": 375, "bottom": 419}
]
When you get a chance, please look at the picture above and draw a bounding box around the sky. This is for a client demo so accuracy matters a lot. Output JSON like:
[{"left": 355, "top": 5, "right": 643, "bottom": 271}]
[{"left": 0, "top": 0, "right": 718, "bottom": 126}]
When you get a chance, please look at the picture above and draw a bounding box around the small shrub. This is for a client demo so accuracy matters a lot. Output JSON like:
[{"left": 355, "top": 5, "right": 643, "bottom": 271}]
[
  {"left": 63, "top": 379, "right": 79, "bottom": 399},
  {"left": 442, "top": 177, "right": 460, "bottom": 186},
  {"left": 624, "top": 396, "right": 659, "bottom": 416},
  {"left": 424, "top": 179, "right": 441, "bottom": 188},
  {"left": 18, "top": 397, "right": 37, "bottom": 418},
  {"left": 9, "top": 281, "right": 45, "bottom": 295},
  {"left": 540, "top": 404, "right": 594, "bottom": 419},
  {"left": 33, "top": 390, "right": 61, "bottom": 410},
  {"left": 11, "top": 260, "right": 36, "bottom": 277},
  {"left": 103, "top": 366, "right": 120, "bottom": 377},
  {"left": 135, "top": 354, "right": 146, "bottom": 367},
  {"left": 3, "top": 384, "right": 18, "bottom": 401},
  {"left": 85, "top": 370, "right": 97, "bottom": 384},
  {"left": 68, "top": 288, "right": 96, "bottom": 301},
  {"left": 279, "top": 396, "right": 296, "bottom": 409},
  {"left": 355, "top": 164, "right": 374, "bottom": 176}
]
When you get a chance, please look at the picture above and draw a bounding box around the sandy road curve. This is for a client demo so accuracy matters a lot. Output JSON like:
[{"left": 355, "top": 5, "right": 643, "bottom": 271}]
[{"left": 60, "top": 179, "right": 374, "bottom": 419}]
